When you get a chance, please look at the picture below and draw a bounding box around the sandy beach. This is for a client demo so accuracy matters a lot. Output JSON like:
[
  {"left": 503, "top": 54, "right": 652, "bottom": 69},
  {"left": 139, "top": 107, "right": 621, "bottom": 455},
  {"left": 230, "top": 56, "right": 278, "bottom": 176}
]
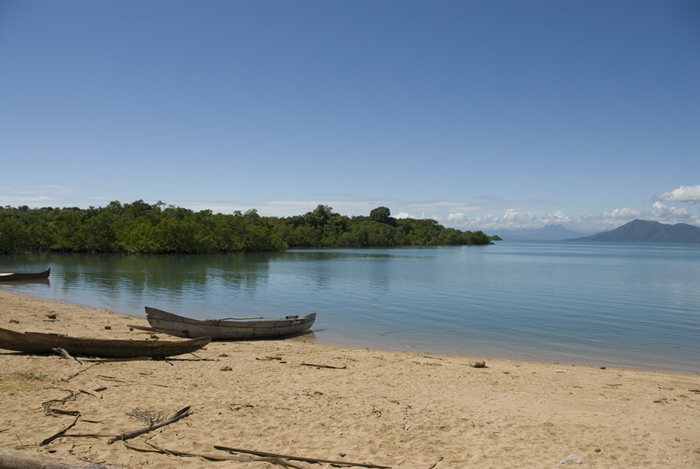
[{"left": 1, "top": 290, "right": 699, "bottom": 468}]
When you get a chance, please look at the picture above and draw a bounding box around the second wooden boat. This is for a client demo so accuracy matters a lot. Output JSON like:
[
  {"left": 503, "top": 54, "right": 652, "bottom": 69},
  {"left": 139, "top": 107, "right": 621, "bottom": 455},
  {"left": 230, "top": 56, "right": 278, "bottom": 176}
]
[
  {"left": 0, "top": 327, "right": 211, "bottom": 358},
  {"left": 145, "top": 306, "right": 315, "bottom": 340},
  {"left": 0, "top": 268, "right": 51, "bottom": 281}
]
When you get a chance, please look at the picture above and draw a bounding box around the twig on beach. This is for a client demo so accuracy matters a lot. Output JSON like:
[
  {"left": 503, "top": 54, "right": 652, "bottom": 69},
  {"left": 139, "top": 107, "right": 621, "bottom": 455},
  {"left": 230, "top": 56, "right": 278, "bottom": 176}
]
[
  {"left": 229, "top": 402, "right": 254, "bottom": 411},
  {"left": 300, "top": 363, "right": 347, "bottom": 369},
  {"left": 40, "top": 412, "right": 80, "bottom": 446},
  {"left": 79, "top": 388, "right": 102, "bottom": 399},
  {"left": 42, "top": 390, "right": 78, "bottom": 414},
  {"left": 139, "top": 442, "right": 309, "bottom": 468},
  {"left": 214, "top": 444, "right": 392, "bottom": 468},
  {"left": 95, "top": 374, "right": 126, "bottom": 382},
  {"left": 427, "top": 456, "right": 443, "bottom": 469},
  {"left": 127, "top": 408, "right": 165, "bottom": 427},
  {"left": 61, "top": 362, "right": 101, "bottom": 382},
  {"left": 107, "top": 406, "right": 191, "bottom": 444}
]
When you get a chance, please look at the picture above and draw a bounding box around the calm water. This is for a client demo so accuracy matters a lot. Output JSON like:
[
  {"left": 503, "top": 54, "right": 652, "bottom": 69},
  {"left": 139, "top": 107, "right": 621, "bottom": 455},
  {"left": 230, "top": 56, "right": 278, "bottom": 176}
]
[{"left": 1, "top": 242, "right": 699, "bottom": 372}]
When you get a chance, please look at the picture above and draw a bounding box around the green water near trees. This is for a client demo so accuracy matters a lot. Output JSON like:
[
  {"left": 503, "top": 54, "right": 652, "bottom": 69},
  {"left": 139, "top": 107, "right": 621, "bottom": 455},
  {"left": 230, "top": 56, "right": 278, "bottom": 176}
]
[{"left": 2, "top": 242, "right": 699, "bottom": 372}]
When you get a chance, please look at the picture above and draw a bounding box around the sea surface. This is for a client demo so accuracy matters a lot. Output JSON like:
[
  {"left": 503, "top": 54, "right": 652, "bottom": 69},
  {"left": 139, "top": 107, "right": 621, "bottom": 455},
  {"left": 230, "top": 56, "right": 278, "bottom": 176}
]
[{"left": 1, "top": 241, "right": 699, "bottom": 372}]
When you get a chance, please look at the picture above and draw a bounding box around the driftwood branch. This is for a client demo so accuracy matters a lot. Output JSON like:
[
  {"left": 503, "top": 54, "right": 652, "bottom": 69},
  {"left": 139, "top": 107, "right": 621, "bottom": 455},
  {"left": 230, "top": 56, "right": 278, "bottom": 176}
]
[
  {"left": 40, "top": 413, "right": 80, "bottom": 446},
  {"left": 141, "top": 442, "right": 308, "bottom": 468},
  {"left": 214, "top": 444, "right": 392, "bottom": 468},
  {"left": 108, "top": 406, "right": 191, "bottom": 444},
  {"left": 79, "top": 388, "right": 102, "bottom": 399},
  {"left": 61, "top": 362, "right": 101, "bottom": 382},
  {"left": 42, "top": 391, "right": 78, "bottom": 414},
  {"left": 300, "top": 363, "right": 347, "bottom": 369}
]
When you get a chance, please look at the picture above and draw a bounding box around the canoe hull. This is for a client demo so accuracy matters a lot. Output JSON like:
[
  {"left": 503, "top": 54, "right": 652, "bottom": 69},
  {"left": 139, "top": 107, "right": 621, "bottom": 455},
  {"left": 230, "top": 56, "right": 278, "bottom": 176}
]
[
  {"left": 0, "top": 268, "right": 51, "bottom": 281},
  {"left": 0, "top": 327, "right": 210, "bottom": 358},
  {"left": 145, "top": 307, "right": 315, "bottom": 340}
]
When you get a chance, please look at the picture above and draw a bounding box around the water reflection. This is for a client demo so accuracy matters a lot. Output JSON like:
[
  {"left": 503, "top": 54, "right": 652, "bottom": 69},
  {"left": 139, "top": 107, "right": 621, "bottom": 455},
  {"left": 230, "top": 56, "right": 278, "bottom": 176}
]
[
  {"left": 1, "top": 244, "right": 700, "bottom": 372},
  {"left": 54, "top": 253, "right": 271, "bottom": 294}
]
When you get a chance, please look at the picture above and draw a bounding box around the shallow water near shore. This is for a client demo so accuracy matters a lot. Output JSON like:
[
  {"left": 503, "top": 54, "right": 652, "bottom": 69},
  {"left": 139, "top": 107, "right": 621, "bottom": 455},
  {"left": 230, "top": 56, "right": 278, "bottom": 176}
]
[{"left": 2, "top": 241, "right": 699, "bottom": 372}]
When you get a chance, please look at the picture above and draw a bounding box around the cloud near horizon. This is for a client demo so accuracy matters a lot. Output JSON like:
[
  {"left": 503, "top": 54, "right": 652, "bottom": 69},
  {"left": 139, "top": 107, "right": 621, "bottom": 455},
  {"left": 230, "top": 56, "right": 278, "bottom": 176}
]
[
  {"left": 654, "top": 185, "right": 700, "bottom": 203},
  {"left": 445, "top": 198, "right": 699, "bottom": 233},
  {"left": 440, "top": 185, "right": 700, "bottom": 232},
  {"left": 3, "top": 185, "right": 700, "bottom": 234}
]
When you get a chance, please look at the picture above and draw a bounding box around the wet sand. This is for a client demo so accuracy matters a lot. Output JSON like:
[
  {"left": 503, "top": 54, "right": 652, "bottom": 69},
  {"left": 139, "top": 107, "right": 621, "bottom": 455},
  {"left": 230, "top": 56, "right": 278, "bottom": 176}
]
[{"left": 1, "top": 290, "right": 699, "bottom": 468}]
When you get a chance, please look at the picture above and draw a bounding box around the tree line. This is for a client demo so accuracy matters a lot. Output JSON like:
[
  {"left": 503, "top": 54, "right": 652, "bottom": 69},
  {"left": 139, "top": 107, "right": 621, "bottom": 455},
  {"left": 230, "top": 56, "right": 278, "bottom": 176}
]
[{"left": 0, "top": 200, "right": 499, "bottom": 254}]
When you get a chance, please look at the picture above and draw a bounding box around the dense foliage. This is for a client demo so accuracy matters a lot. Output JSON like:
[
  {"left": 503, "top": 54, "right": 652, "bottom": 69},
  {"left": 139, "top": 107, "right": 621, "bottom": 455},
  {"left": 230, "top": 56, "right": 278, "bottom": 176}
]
[{"left": 0, "top": 201, "right": 499, "bottom": 254}]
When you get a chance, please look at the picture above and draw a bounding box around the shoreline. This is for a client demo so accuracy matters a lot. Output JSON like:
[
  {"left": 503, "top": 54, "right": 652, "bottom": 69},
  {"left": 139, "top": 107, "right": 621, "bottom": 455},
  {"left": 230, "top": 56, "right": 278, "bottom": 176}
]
[
  {"left": 4, "top": 287, "right": 697, "bottom": 375},
  {"left": 1, "top": 290, "right": 700, "bottom": 468}
]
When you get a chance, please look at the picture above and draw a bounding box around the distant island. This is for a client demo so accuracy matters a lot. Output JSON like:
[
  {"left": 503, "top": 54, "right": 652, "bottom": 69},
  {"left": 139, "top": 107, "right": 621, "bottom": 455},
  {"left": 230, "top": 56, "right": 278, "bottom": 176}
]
[{"left": 571, "top": 219, "right": 700, "bottom": 243}]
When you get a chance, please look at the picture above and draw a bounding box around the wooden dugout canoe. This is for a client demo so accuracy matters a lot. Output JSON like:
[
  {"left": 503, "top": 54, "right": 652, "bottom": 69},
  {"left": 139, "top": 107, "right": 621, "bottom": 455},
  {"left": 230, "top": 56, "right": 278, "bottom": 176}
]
[
  {"left": 0, "top": 268, "right": 51, "bottom": 281},
  {"left": 0, "top": 327, "right": 211, "bottom": 358},
  {"left": 145, "top": 306, "right": 316, "bottom": 340}
]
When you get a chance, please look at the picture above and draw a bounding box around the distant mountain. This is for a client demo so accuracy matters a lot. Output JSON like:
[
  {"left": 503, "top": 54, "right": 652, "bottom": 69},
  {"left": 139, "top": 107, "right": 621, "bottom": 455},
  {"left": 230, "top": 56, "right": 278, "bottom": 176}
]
[
  {"left": 494, "top": 224, "right": 583, "bottom": 241},
  {"left": 572, "top": 219, "right": 700, "bottom": 243}
]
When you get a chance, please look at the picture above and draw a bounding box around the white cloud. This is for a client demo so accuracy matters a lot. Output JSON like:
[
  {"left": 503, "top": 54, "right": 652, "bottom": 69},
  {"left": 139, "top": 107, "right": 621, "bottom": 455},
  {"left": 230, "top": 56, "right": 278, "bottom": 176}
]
[
  {"left": 603, "top": 207, "right": 641, "bottom": 219},
  {"left": 544, "top": 210, "right": 571, "bottom": 223},
  {"left": 654, "top": 185, "right": 700, "bottom": 203},
  {"left": 503, "top": 209, "right": 536, "bottom": 222},
  {"left": 0, "top": 185, "right": 79, "bottom": 208},
  {"left": 651, "top": 201, "right": 690, "bottom": 219},
  {"left": 443, "top": 209, "right": 578, "bottom": 232}
]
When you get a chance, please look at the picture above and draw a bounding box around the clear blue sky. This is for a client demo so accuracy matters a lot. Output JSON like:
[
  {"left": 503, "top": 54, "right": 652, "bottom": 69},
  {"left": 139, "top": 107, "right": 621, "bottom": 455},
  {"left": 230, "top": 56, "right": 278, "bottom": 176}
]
[{"left": 2, "top": 0, "right": 699, "bottom": 233}]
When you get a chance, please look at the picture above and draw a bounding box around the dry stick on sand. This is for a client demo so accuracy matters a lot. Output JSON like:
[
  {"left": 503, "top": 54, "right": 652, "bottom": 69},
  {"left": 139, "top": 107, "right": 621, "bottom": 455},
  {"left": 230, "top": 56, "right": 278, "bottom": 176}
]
[
  {"left": 300, "top": 363, "right": 348, "bottom": 369},
  {"left": 60, "top": 362, "right": 102, "bottom": 382},
  {"left": 139, "top": 442, "right": 309, "bottom": 469},
  {"left": 107, "top": 406, "right": 191, "bottom": 444},
  {"left": 40, "top": 413, "right": 80, "bottom": 446},
  {"left": 42, "top": 391, "right": 78, "bottom": 414},
  {"left": 214, "top": 444, "right": 392, "bottom": 468}
]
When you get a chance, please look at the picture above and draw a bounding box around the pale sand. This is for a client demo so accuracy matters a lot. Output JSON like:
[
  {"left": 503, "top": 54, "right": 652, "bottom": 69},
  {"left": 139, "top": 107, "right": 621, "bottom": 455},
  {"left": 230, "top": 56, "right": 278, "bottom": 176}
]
[{"left": 0, "top": 291, "right": 699, "bottom": 468}]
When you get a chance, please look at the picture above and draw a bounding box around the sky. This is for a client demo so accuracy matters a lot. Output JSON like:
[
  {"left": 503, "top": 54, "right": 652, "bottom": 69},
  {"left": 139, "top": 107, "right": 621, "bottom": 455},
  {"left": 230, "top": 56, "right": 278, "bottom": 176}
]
[{"left": 1, "top": 0, "right": 699, "bottom": 234}]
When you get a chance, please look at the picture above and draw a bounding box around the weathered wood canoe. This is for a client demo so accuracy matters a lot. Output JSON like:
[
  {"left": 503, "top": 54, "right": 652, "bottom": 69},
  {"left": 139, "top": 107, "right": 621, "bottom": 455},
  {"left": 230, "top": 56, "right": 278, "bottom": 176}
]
[
  {"left": 0, "top": 268, "right": 51, "bottom": 281},
  {"left": 145, "top": 306, "right": 315, "bottom": 340},
  {"left": 0, "top": 327, "right": 211, "bottom": 358}
]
